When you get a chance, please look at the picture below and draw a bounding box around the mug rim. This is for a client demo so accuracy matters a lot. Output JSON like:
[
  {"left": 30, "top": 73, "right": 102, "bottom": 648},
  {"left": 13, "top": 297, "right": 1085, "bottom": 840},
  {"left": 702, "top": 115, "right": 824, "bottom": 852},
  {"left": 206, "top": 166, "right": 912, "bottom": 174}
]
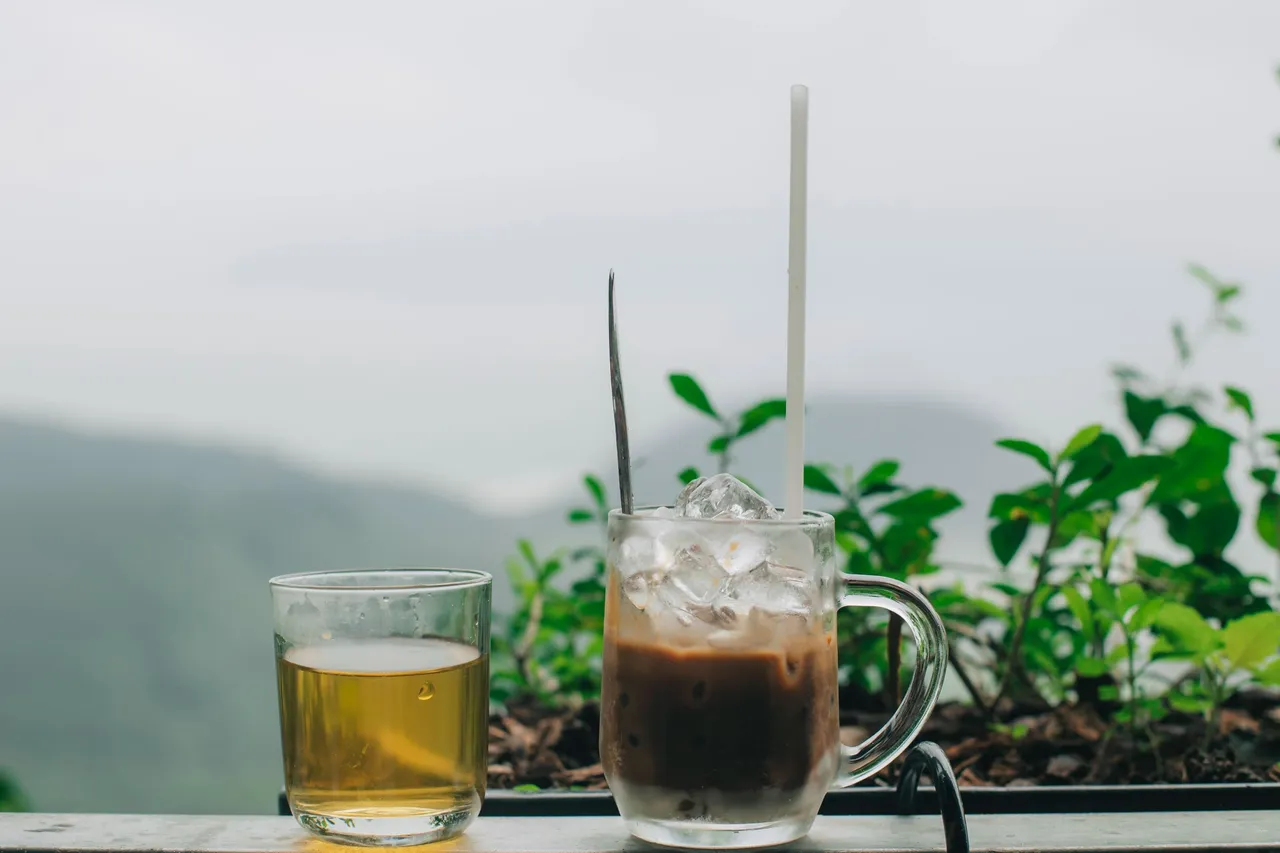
[
  {"left": 268, "top": 567, "right": 492, "bottom": 592},
  {"left": 608, "top": 506, "right": 834, "bottom": 527}
]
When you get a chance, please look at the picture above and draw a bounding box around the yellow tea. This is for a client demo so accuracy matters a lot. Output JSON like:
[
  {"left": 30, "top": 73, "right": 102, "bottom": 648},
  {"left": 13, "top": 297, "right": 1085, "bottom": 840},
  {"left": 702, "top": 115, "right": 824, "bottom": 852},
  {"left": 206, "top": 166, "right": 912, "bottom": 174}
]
[{"left": 277, "top": 637, "right": 487, "bottom": 822}]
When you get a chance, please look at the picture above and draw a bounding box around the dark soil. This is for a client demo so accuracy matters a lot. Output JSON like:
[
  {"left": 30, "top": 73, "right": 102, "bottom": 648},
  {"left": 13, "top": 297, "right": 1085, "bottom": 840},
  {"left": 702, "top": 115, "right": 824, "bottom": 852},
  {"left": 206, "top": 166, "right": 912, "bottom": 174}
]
[{"left": 488, "top": 689, "right": 1280, "bottom": 791}]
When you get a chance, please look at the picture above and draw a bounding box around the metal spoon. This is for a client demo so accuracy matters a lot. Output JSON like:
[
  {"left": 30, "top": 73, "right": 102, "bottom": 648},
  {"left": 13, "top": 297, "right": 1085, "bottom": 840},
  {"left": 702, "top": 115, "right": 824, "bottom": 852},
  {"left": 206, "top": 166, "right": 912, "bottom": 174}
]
[{"left": 608, "top": 270, "right": 633, "bottom": 514}]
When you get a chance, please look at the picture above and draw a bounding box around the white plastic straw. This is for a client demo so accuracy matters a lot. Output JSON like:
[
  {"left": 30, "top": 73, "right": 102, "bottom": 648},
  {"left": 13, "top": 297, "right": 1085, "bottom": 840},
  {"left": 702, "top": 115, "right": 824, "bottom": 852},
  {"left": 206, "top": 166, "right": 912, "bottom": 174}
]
[{"left": 784, "top": 84, "right": 809, "bottom": 520}]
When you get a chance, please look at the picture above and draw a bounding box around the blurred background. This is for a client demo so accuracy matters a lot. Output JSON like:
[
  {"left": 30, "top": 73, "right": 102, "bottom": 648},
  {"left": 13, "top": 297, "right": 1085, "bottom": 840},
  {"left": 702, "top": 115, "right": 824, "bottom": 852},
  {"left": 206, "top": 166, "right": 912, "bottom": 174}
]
[{"left": 0, "top": 0, "right": 1277, "bottom": 815}]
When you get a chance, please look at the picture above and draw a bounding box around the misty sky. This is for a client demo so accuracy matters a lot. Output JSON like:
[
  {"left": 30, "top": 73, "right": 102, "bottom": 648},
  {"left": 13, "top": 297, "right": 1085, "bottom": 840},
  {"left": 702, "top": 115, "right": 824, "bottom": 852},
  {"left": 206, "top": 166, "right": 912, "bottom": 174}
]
[{"left": 1, "top": 1, "right": 1277, "bottom": 513}]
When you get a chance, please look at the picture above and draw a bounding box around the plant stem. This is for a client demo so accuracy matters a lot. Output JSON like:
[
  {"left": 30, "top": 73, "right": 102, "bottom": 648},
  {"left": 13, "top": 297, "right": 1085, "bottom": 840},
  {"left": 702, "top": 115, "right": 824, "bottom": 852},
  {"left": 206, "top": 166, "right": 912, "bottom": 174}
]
[
  {"left": 885, "top": 614, "right": 902, "bottom": 705},
  {"left": 1125, "top": 631, "right": 1138, "bottom": 734},
  {"left": 948, "top": 643, "right": 992, "bottom": 717},
  {"left": 513, "top": 589, "right": 545, "bottom": 695},
  {"left": 994, "top": 477, "right": 1063, "bottom": 706}
]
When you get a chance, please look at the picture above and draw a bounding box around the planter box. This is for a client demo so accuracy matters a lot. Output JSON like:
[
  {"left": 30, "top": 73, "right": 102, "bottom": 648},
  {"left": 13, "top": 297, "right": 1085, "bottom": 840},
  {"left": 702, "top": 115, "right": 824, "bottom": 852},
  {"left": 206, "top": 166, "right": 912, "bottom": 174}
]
[{"left": 278, "top": 783, "right": 1280, "bottom": 818}]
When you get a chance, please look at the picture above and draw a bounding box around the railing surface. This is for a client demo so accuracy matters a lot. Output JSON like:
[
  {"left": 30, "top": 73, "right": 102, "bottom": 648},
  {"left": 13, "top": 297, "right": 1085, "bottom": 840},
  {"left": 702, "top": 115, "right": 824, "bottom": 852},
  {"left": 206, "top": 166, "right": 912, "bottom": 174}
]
[{"left": 1, "top": 812, "right": 1279, "bottom": 853}]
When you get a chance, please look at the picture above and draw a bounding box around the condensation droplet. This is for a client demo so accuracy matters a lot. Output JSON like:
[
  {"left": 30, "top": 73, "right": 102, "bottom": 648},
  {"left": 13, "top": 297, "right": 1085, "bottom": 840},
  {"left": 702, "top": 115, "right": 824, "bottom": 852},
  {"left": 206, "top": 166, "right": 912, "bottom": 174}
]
[{"left": 417, "top": 683, "right": 435, "bottom": 701}]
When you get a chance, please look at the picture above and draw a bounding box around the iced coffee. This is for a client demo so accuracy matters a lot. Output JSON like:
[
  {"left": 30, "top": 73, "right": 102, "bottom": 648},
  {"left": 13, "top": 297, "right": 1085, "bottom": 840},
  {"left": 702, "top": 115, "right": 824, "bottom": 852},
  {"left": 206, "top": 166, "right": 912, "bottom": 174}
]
[
  {"left": 602, "top": 474, "right": 949, "bottom": 849},
  {"left": 602, "top": 474, "right": 840, "bottom": 848}
]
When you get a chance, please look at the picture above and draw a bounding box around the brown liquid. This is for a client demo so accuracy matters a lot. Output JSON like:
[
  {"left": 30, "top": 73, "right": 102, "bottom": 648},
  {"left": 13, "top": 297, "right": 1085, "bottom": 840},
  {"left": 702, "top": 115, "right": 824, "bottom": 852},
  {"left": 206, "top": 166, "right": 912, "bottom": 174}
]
[{"left": 601, "top": 635, "right": 839, "bottom": 795}]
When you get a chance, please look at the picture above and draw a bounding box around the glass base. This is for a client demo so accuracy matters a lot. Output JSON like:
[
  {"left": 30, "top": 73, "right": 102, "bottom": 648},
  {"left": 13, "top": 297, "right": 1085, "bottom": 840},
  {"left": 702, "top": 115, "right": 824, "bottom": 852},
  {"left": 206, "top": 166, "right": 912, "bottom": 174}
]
[
  {"left": 627, "top": 817, "right": 813, "bottom": 850},
  {"left": 292, "top": 805, "right": 475, "bottom": 847}
]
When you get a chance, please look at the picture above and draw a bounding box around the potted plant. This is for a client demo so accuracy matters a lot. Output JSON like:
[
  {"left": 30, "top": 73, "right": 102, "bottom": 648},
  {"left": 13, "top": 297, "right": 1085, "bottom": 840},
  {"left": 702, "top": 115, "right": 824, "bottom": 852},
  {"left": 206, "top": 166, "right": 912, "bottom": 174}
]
[{"left": 476, "top": 269, "right": 1280, "bottom": 817}]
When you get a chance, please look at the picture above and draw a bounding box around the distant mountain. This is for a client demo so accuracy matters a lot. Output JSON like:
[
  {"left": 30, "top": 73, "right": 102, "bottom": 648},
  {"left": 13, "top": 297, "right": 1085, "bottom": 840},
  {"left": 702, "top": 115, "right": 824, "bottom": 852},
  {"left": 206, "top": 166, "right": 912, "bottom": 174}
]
[
  {"left": 0, "top": 417, "right": 535, "bottom": 815},
  {"left": 0, "top": 396, "right": 1023, "bottom": 815}
]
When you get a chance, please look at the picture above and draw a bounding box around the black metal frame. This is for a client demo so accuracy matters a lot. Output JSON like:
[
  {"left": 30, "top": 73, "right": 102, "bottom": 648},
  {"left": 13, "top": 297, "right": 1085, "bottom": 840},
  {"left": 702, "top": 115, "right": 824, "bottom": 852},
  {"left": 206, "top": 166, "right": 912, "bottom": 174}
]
[{"left": 896, "top": 742, "right": 968, "bottom": 853}]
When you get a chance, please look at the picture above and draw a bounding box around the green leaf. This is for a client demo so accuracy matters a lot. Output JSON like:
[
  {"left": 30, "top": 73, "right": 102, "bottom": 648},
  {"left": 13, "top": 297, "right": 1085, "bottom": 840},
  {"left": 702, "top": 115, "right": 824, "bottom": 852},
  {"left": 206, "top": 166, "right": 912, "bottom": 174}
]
[
  {"left": 858, "top": 460, "right": 900, "bottom": 491},
  {"left": 1168, "top": 404, "right": 1206, "bottom": 425},
  {"left": 1253, "top": 658, "right": 1280, "bottom": 687},
  {"left": 878, "top": 488, "right": 962, "bottom": 521},
  {"left": 1153, "top": 602, "right": 1220, "bottom": 657},
  {"left": 1265, "top": 432, "right": 1280, "bottom": 447},
  {"left": 517, "top": 539, "right": 539, "bottom": 571},
  {"left": 668, "top": 373, "right": 718, "bottom": 419},
  {"left": 1128, "top": 598, "right": 1165, "bottom": 632},
  {"left": 803, "top": 464, "right": 842, "bottom": 496},
  {"left": 1123, "top": 392, "right": 1166, "bottom": 444},
  {"left": 1258, "top": 492, "right": 1280, "bottom": 551},
  {"left": 1052, "top": 509, "right": 1102, "bottom": 548},
  {"left": 1072, "top": 455, "right": 1173, "bottom": 509},
  {"left": 1060, "top": 424, "right": 1103, "bottom": 463},
  {"left": 1168, "top": 692, "right": 1212, "bottom": 714},
  {"left": 1172, "top": 321, "right": 1191, "bottom": 366},
  {"left": 707, "top": 434, "right": 731, "bottom": 454},
  {"left": 1251, "top": 468, "right": 1277, "bottom": 489},
  {"left": 1064, "top": 431, "right": 1128, "bottom": 488},
  {"left": 583, "top": 473, "right": 607, "bottom": 510},
  {"left": 1224, "top": 387, "right": 1255, "bottom": 421},
  {"left": 1061, "top": 585, "right": 1094, "bottom": 636},
  {"left": 1076, "top": 658, "right": 1109, "bottom": 677},
  {"left": 991, "top": 582, "right": 1023, "bottom": 598},
  {"left": 1159, "top": 499, "right": 1240, "bottom": 557},
  {"left": 1111, "top": 364, "right": 1146, "bottom": 385},
  {"left": 1188, "top": 262, "right": 1221, "bottom": 289},
  {"left": 1149, "top": 424, "right": 1235, "bottom": 503},
  {"left": 989, "top": 518, "right": 1030, "bottom": 567},
  {"left": 1221, "top": 612, "right": 1280, "bottom": 670},
  {"left": 736, "top": 399, "right": 787, "bottom": 438},
  {"left": 1116, "top": 582, "right": 1146, "bottom": 614},
  {"left": 538, "top": 558, "right": 563, "bottom": 583},
  {"left": 567, "top": 508, "right": 594, "bottom": 523},
  {"left": 677, "top": 466, "right": 701, "bottom": 486},
  {"left": 1188, "top": 264, "right": 1242, "bottom": 306},
  {"left": 989, "top": 488, "right": 1051, "bottom": 523},
  {"left": 833, "top": 506, "right": 873, "bottom": 540},
  {"left": 995, "top": 438, "right": 1053, "bottom": 473},
  {"left": 1089, "top": 577, "right": 1119, "bottom": 617}
]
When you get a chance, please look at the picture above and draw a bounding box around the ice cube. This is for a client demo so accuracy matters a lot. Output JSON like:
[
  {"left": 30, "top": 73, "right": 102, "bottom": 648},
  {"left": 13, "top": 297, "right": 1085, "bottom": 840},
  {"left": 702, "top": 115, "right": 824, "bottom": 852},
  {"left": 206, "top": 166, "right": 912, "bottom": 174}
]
[
  {"left": 654, "top": 526, "right": 711, "bottom": 568},
  {"left": 723, "top": 561, "right": 815, "bottom": 615},
  {"left": 771, "top": 529, "right": 815, "bottom": 570},
  {"left": 655, "top": 547, "right": 728, "bottom": 615},
  {"left": 618, "top": 536, "right": 656, "bottom": 576},
  {"left": 706, "top": 608, "right": 775, "bottom": 649},
  {"left": 675, "top": 473, "right": 780, "bottom": 520},
  {"left": 622, "top": 571, "right": 654, "bottom": 610},
  {"left": 712, "top": 532, "right": 773, "bottom": 575}
]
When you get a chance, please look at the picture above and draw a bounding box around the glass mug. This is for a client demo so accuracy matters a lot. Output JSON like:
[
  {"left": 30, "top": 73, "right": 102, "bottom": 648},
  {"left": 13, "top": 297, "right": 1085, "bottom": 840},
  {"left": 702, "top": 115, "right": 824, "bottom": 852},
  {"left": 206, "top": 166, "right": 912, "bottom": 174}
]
[
  {"left": 271, "top": 569, "right": 491, "bottom": 847},
  {"left": 601, "top": 510, "right": 947, "bottom": 849}
]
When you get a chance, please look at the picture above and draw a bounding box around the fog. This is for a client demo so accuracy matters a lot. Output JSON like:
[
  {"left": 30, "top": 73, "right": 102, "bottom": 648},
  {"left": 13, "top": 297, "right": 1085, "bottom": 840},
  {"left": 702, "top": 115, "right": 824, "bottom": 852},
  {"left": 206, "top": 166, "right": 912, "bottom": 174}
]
[{"left": 1, "top": 0, "right": 1277, "bottom": 513}]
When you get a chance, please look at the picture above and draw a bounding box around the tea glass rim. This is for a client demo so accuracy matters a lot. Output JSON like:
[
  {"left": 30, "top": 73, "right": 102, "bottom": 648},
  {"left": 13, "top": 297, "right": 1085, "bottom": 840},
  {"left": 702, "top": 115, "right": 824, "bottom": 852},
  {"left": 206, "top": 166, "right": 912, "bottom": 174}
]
[
  {"left": 268, "top": 567, "right": 492, "bottom": 593},
  {"left": 608, "top": 506, "right": 833, "bottom": 529}
]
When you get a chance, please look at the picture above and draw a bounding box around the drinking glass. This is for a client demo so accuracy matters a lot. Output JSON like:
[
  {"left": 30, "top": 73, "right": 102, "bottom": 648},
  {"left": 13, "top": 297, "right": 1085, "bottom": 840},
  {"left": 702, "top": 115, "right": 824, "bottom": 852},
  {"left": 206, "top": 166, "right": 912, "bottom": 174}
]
[
  {"left": 271, "top": 569, "right": 491, "bottom": 847},
  {"left": 601, "top": 510, "right": 947, "bottom": 849}
]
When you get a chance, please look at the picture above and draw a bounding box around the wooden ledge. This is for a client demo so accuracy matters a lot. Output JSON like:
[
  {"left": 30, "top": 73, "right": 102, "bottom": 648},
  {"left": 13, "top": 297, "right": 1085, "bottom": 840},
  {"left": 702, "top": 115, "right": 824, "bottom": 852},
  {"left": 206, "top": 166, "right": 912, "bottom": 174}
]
[{"left": 2, "top": 811, "right": 1278, "bottom": 853}]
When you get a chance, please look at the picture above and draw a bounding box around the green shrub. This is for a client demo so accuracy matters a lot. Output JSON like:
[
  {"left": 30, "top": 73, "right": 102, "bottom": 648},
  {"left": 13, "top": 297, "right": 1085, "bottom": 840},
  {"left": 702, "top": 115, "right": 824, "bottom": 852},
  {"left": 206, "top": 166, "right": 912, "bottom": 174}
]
[{"left": 492, "top": 267, "right": 1280, "bottom": 738}]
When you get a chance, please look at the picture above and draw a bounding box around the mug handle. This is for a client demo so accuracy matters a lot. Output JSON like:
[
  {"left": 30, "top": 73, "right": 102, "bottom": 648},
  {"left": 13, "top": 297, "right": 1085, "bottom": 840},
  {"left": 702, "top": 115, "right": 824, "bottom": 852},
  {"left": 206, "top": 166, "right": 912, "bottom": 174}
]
[{"left": 834, "top": 574, "right": 949, "bottom": 787}]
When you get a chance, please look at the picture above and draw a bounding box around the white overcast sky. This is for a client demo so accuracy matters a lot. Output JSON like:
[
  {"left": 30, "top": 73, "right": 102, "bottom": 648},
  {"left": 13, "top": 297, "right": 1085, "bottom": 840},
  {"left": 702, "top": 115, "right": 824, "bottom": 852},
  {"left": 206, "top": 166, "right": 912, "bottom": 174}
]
[{"left": 1, "top": 0, "right": 1277, "bottom": 513}]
